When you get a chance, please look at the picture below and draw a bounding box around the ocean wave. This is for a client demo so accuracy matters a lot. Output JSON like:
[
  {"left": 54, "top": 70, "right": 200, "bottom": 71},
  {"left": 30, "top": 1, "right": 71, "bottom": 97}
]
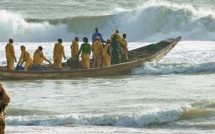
[
  {"left": 6, "top": 105, "right": 215, "bottom": 128},
  {"left": 6, "top": 108, "right": 183, "bottom": 127},
  {"left": 1, "top": 1, "right": 215, "bottom": 42},
  {"left": 131, "top": 62, "right": 215, "bottom": 75}
]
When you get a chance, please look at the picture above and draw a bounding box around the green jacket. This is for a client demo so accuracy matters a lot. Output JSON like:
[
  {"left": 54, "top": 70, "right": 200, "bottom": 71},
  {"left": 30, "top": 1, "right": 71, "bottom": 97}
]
[{"left": 78, "top": 43, "right": 91, "bottom": 55}]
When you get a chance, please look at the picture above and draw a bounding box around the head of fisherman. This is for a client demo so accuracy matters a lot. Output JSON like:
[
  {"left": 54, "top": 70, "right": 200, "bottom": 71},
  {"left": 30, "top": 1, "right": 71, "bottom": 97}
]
[
  {"left": 9, "top": 38, "right": 13, "bottom": 43},
  {"left": 38, "top": 46, "right": 43, "bottom": 51},
  {"left": 58, "top": 38, "right": 62, "bottom": 43}
]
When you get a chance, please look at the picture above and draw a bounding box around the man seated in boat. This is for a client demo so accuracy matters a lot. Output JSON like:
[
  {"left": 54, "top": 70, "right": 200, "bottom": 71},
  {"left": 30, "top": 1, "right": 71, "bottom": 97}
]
[
  {"left": 33, "top": 46, "right": 51, "bottom": 70},
  {"left": 120, "top": 34, "right": 129, "bottom": 62},
  {"left": 17, "top": 45, "right": 33, "bottom": 71},
  {"left": 92, "top": 36, "right": 103, "bottom": 68},
  {"left": 102, "top": 39, "right": 112, "bottom": 67},
  {"left": 0, "top": 82, "right": 10, "bottom": 134},
  {"left": 77, "top": 37, "right": 91, "bottom": 69}
]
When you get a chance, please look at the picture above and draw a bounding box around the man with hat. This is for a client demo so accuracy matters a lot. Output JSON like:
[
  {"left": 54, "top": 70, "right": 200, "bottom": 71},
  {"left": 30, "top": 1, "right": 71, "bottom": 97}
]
[
  {"left": 111, "top": 29, "right": 122, "bottom": 41},
  {"left": 33, "top": 46, "right": 51, "bottom": 70},
  {"left": 5, "top": 38, "right": 17, "bottom": 70}
]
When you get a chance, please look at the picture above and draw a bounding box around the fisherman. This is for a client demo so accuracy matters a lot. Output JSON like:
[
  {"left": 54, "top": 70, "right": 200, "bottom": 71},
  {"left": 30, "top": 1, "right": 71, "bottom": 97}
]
[
  {"left": 17, "top": 45, "right": 33, "bottom": 71},
  {"left": 77, "top": 37, "right": 91, "bottom": 69},
  {"left": 120, "top": 34, "right": 129, "bottom": 62},
  {"left": 102, "top": 39, "right": 112, "bottom": 67},
  {"left": 0, "top": 82, "right": 10, "bottom": 134},
  {"left": 71, "top": 36, "right": 79, "bottom": 58},
  {"left": 33, "top": 46, "right": 51, "bottom": 70},
  {"left": 111, "top": 35, "right": 121, "bottom": 64},
  {"left": 92, "top": 28, "right": 106, "bottom": 43},
  {"left": 111, "top": 29, "right": 122, "bottom": 41},
  {"left": 5, "top": 38, "right": 17, "bottom": 70},
  {"left": 53, "top": 38, "right": 66, "bottom": 70},
  {"left": 92, "top": 36, "right": 103, "bottom": 68}
]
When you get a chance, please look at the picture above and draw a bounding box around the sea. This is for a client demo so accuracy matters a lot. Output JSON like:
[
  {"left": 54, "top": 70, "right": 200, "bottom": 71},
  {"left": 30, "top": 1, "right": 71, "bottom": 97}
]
[{"left": 1, "top": 0, "right": 215, "bottom": 134}]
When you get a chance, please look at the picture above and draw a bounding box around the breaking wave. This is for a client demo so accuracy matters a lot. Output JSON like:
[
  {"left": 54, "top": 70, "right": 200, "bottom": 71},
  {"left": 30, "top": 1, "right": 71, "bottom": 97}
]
[
  {"left": 1, "top": 1, "right": 215, "bottom": 42},
  {"left": 132, "top": 62, "right": 215, "bottom": 75},
  {"left": 7, "top": 104, "right": 215, "bottom": 128},
  {"left": 7, "top": 108, "right": 184, "bottom": 127}
]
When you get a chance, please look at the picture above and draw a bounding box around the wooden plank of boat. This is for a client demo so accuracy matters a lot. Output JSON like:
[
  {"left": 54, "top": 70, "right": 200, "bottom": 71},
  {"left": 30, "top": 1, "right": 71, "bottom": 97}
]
[{"left": 0, "top": 36, "right": 181, "bottom": 79}]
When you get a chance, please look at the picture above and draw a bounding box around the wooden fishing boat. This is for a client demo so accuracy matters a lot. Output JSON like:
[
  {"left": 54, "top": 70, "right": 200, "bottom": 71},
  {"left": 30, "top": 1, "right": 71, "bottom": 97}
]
[{"left": 0, "top": 36, "right": 181, "bottom": 79}]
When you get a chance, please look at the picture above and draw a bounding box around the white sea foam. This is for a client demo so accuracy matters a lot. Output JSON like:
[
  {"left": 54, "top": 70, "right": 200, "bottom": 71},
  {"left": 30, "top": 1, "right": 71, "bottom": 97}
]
[
  {"left": 6, "top": 108, "right": 183, "bottom": 127},
  {"left": 1, "top": 1, "right": 215, "bottom": 42}
]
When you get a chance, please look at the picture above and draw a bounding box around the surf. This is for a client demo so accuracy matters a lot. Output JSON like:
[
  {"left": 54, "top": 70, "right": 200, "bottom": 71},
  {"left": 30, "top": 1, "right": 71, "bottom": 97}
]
[{"left": 1, "top": 1, "right": 215, "bottom": 42}]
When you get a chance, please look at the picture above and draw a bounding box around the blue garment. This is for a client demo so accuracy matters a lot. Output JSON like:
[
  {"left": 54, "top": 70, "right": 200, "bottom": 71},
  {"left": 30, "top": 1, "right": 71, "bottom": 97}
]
[
  {"left": 92, "top": 32, "right": 105, "bottom": 43},
  {"left": 33, "top": 65, "right": 42, "bottom": 70},
  {"left": 15, "top": 65, "right": 24, "bottom": 70}
]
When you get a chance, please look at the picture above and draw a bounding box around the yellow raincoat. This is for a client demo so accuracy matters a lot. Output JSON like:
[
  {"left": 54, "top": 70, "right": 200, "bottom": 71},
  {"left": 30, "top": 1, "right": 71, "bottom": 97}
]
[
  {"left": 102, "top": 43, "right": 111, "bottom": 67},
  {"left": 81, "top": 54, "right": 90, "bottom": 69},
  {"left": 71, "top": 40, "right": 79, "bottom": 58},
  {"left": 111, "top": 33, "right": 122, "bottom": 41},
  {"left": 120, "top": 38, "right": 128, "bottom": 61},
  {"left": 33, "top": 49, "right": 50, "bottom": 65},
  {"left": 53, "top": 42, "right": 66, "bottom": 69},
  {"left": 0, "top": 83, "right": 10, "bottom": 134},
  {"left": 92, "top": 40, "right": 103, "bottom": 68},
  {"left": 5, "top": 43, "right": 16, "bottom": 70},
  {"left": 18, "top": 46, "right": 33, "bottom": 71}
]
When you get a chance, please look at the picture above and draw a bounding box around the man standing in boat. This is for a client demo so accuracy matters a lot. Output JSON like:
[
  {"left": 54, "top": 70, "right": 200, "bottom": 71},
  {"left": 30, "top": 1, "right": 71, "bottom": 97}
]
[
  {"left": 92, "top": 36, "right": 103, "bottom": 68},
  {"left": 111, "top": 35, "right": 121, "bottom": 64},
  {"left": 120, "top": 34, "right": 129, "bottom": 62},
  {"left": 92, "top": 28, "right": 106, "bottom": 43},
  {"left": 71, "top": 36, "right": 79, "bottom": 58},
  {"left": 5, "top": 38, "right": 17, "bottom": 70},
  {"left": 53, "top": 38, "right": 66, "bottom": 70},
  {"left": 102, "top": 39, "right": 112, "bottom": 67},
  {"left": 33, "top": 46, "right": 51, "bottom": 70},
  {"left": 0, "top": 82, "right": 10, "bottom": 134},
  {"left": 111, "top": 29, "right": 122, "bottom": 42},
  {"left": 77, "top": 37, "right": 91, "bottom": 69}
]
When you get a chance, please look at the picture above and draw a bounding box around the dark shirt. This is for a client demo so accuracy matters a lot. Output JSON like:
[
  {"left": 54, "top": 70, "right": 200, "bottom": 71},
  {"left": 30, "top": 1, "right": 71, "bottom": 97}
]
[{"left": 92, "top": 32, "right": 105, "bottom": 43}]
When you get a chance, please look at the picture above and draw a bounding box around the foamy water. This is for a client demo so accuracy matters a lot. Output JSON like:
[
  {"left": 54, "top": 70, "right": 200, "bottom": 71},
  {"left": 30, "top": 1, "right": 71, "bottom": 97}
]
[{"left": 1, "top": 0, "right": 215, "bottom": 133}]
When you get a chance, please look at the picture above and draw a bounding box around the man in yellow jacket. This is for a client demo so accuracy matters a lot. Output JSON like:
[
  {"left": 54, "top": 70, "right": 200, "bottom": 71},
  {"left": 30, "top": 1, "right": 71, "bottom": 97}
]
[
  {"left": 17, "top": 45, "right": 33, "bottom": 71},
  {"left": 0, "top": 82, "right": 10, "bottom": 134},
  {"left": 71, "top": 36, "right": 79, "bottom": 58},
  {"left": 53, "top": 38, "right": 66, "bottom": 69},
  {"left": 33, "top": 46, "right": 51, "bottom": 70},
  {"left": 111, "top": 29, "right": 122, "bottom": 41},
  {"left": 120, "top": 34, "right": 128, "bottom": 62},
  {"left": 92, "top": 36, "right": 103, "bottom": 68},
  {"left": 102, "top": 39, "right": 112, "bottom": 67},
  {"left": 5, "top": 38, "right": 17, "bottom": 70}
]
